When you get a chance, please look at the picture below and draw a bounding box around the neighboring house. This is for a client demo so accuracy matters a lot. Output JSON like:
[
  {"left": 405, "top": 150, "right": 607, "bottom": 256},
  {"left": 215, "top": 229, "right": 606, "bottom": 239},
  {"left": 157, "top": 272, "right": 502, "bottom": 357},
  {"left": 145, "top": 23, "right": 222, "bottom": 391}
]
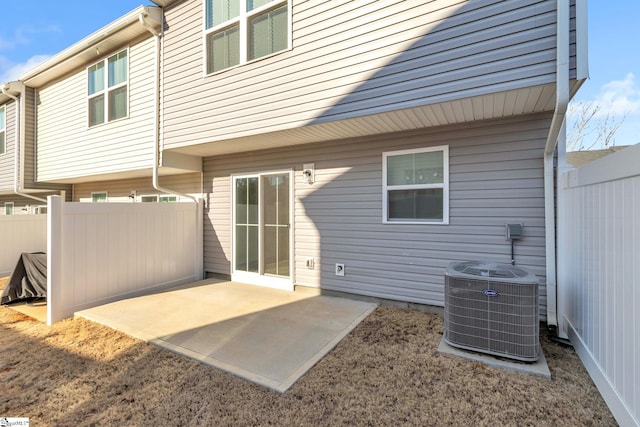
[
  {"left": 566, "top": 145, "right": 633, "bottom": 167},
  {"left": 18, "top": 5, "right": 201, "bottom": 205},
  {"left": 151, "top": 0, "right": 587, "bottom": 322},
  {"left": 0, "top": 81, "right": 69, "bottom": 214}
]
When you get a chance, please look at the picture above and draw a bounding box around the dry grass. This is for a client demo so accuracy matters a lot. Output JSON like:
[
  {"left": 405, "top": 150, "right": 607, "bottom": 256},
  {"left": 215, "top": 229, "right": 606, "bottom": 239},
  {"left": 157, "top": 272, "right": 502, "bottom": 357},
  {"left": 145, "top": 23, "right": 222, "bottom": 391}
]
[{"left": 0, "top": 302, "right": 616, "bottom": 426}]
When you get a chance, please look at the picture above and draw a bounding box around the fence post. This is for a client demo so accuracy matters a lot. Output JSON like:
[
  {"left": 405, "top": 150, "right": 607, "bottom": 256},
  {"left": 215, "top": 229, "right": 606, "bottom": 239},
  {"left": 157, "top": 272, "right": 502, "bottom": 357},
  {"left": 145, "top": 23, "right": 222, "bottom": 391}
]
[
  {"left": 196, "top": 199, "right": 204, "bottom": 280},
  {"left": 47, "top": 195, "right": 63, "bottom": 325}
]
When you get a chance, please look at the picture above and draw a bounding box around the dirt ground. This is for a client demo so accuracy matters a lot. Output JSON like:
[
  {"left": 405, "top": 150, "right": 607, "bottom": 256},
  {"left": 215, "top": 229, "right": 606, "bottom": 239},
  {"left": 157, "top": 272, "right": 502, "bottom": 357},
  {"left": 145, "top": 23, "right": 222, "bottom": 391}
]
[{"left": 0, "top": 286, "right": 616, "bottom": 426}]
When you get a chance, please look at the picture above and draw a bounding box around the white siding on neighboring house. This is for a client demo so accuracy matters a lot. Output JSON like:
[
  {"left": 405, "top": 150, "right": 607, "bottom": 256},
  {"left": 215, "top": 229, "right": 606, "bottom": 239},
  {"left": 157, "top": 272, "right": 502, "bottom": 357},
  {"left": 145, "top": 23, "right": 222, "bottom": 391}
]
[
  {"left": 36, "top": 37, "right": 156, "bottom": 182},
  {"left": 72, "top": 174, "right": 201, "bottom": 202},
  {"left": 162, "top": 0, "right": 560, "bottom": 150},
  {"left": 0, "top": 101, "right": 15, "bottom": 190},
  {"left": 203, "top": 113, "right": 550, "bottom": 316}
]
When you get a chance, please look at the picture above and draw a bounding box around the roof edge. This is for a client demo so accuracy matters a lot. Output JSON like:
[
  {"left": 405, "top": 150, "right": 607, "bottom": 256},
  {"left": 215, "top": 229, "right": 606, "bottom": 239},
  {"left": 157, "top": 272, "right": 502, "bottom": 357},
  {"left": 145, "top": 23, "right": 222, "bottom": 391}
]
[{"left": 20, "top": 5, "right": 162, "bottom": 85}]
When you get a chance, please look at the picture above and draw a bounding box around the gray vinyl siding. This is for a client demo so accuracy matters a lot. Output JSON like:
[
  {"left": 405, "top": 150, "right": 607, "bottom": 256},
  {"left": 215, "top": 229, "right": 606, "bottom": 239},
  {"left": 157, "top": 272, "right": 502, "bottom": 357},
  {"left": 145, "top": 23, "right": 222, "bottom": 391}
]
[
  {"left": 203, "top": 113, "right": 551, "bottom": 317},
  {"left": 23, "top": 87, "right": 37, "bottom": 187},
  {"left": 36, "top": 37, "right": 156, "bottom": 182},
  {"left": 163, "top": 0, "right": 559, "bottom": 149},
  {"left": 72, "top": 174, "right": 201, "bottom": 202},
  {"left": 569, "top": 0, "right": 577, "bottom": 79},
  {"left": 0, "top": 101, "right": 16, "bottom": 191}
]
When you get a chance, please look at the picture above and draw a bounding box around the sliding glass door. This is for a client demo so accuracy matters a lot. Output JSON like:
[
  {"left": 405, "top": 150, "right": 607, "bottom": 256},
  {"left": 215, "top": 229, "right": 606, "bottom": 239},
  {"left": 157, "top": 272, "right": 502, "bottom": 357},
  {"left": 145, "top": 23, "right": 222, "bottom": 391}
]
[{"left": 233, "top": 172, "right": 292, "bottom": 290}]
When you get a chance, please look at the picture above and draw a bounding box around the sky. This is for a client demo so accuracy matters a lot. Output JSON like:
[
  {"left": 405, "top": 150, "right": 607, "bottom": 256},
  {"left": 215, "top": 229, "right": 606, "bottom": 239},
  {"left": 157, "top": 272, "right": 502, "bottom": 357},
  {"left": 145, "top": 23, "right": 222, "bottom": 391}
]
[{"left": 0, "top": 1, "right": 638, "bottom": 151}]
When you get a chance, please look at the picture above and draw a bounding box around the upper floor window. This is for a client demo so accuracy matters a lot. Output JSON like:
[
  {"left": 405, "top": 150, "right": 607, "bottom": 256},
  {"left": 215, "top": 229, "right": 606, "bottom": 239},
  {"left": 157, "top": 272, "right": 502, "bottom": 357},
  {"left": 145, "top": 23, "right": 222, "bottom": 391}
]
[
  {"left": 383, "top": 146, "right": 449, "bottom": 224},
  {"left": 0, "top": 106, "right": 5, "bottom": 154},
  {"left": 88, "top": 50, "right": 128, "bottom": 127},
  {"left": 204, "top": 0, "right": 289, "bottom": 74}
]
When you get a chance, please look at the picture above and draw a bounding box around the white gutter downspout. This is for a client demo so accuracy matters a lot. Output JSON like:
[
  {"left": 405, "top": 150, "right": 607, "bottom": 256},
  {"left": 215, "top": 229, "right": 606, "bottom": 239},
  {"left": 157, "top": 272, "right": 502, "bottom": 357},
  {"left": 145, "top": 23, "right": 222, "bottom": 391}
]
[
  {"left": 1, "top": 85, "right": 47, "bottom": 204},
  {"left": 139, "top": 11, "right": 197, "bottom": 203},
  {"left": 544, "top": 0, "right": 570, "bottom": 332}
]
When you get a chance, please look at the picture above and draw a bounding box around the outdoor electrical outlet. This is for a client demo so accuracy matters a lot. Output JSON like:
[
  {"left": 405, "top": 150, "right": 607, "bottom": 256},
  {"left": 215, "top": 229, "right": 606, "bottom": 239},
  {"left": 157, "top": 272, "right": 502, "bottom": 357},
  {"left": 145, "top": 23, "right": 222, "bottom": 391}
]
[
  {"left": 335, "top": 263, "right": 345, "bottom": 276},
  {"left": 306, "top": 257, "right": 315, "bottom": 269}
]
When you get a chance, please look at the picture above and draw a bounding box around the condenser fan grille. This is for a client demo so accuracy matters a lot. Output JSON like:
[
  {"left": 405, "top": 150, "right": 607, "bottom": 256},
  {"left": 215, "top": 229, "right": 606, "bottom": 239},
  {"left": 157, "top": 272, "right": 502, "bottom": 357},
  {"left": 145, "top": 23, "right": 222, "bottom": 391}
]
[{"left": 444, "top": 262, "right": 540, "bottom": 362}]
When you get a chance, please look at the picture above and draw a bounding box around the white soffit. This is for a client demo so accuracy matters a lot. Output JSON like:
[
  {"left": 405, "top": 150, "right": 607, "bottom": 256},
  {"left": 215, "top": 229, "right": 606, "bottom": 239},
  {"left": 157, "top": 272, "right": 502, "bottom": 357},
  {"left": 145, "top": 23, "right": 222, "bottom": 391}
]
[
  {"left": 20, "top": 6, "right": 162, "bottom": 88},
  {"left": 170, "top": 83, "right": 557, "bottom": 157}
]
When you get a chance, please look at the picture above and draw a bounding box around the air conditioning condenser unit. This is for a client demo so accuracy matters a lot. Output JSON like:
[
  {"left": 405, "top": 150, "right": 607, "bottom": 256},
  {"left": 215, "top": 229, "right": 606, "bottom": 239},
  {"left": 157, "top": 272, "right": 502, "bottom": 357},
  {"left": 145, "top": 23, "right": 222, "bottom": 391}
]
[{"left": 444, "top": 261, "right": 540, "bottom": 362}]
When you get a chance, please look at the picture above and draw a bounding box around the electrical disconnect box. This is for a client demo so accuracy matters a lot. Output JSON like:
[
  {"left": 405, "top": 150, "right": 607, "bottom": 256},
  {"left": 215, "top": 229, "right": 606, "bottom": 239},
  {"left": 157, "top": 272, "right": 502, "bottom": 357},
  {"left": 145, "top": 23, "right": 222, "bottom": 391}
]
[{"left": 506, "top": 223, "right": 523, "bottom": 240}]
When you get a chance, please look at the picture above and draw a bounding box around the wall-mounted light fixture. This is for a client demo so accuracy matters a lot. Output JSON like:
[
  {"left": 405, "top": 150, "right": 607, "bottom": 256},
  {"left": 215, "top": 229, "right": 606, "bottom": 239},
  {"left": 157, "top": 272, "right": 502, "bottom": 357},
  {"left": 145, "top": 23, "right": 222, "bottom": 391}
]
[{"left": 302, "top": 163, "right": 315, "bottom": 184}]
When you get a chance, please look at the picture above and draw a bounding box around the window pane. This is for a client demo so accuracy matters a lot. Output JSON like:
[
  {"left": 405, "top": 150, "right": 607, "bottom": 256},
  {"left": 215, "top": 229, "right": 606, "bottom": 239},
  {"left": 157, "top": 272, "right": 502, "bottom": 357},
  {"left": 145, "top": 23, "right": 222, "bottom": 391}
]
[
  {"left": 387, "top": 151, "right": 444, "bottom": 186},
  {"left": 207, "top": 25, "right": 240, "bottom": 73},
  {"left": 108, "top": 86, "right": 127, "bottom": 121},
  {"left": 388, "top": 189, "right": 444, "bottom": 221},
  {"left": 5, "top": 203, "right": 13, "bottom": 215},
  {"left": 247, "top": 177, "right": 259, "bottom": 224},
  {"left": 108, "top": 51, "right": 127, "bottom": 87},
  {"left": 92, "top": 193, "right": 107, "bottom": 203},
  {"left": 248, "top": 225, "right": 259, "bottom": 272},
  {"left": 206, "top": 0, "right": 240, "bottom": 28},
  {"left": 88, "top": 62, "right": 104, "bottom": 95},
  {"left": 88, "top": 95, "right": 105, "bottom": 126},
  {"left": 247, "top": 0, "right": 274, "bottom": 11},
  {"left": 235, "top": 178, "right": 248, "bottom": 224},
  {"left": 235, "top": 224, "right": 247, "bottom": 271},
  {"left": 0, "top": 109, "right": 5, "bottom": 129},
  {"left": 414, "top": 151, "right": 444, "bottom": 184},
  {"left": 0, "top": 132, "right": 4, "bottom": 154},
  {"left": 249, "top": 5, "right": 287, "bottom": 60}
]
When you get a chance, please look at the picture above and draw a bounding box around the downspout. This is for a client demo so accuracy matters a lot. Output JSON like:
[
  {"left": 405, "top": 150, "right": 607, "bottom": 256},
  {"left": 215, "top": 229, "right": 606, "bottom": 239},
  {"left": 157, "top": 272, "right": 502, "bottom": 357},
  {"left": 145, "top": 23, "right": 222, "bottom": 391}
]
[
  {"left": 139, "top": 11, "right": 197, "bottom": 203},
  {"left": 1, "top": 84, "right": 47, "bottom": 204},
  {"left": 544, "top": 0, "right": 570, "bottom": 333}
]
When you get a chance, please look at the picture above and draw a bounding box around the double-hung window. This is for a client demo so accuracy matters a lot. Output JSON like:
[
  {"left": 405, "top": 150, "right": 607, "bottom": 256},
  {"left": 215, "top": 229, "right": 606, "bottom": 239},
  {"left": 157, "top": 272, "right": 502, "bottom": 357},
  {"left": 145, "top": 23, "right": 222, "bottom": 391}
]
[
  {"left": 0, "top": 106, "right": 5, "bottom": 154},
  {"left": 88, "top": 50, "right": 128, "bottom": 127},
  {"left": 383, "top": 146, "right": 449, "bottom": 224},
  {"left": 204, "top": 0, "right": 289, "bottom": 74}
]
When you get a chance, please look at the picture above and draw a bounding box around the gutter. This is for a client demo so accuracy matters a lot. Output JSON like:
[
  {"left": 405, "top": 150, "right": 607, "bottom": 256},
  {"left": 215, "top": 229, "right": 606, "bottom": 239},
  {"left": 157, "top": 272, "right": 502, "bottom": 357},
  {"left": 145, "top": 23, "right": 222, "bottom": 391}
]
[
  {"left": 544, "top": 0, "right": 570, "bottom": 332},
  {"left": 139, "top": 12, "right": 197, "bottom": 203},
  {"left": 1, "top": 84, "right": 47, "bottom": 204}
]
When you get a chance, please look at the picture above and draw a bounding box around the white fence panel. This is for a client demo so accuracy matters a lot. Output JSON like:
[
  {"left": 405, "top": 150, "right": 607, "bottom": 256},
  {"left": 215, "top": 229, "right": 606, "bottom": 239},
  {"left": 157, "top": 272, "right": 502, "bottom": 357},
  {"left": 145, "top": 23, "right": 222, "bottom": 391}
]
[
  {"left": 47, "top": 196, "right": 203, "bottom": 324},
  {"left": 0, "top": 215, "right": 47, "bottom": 276},
  {"left": 558, "top": 144, "right": 640, "bottom": 427}
]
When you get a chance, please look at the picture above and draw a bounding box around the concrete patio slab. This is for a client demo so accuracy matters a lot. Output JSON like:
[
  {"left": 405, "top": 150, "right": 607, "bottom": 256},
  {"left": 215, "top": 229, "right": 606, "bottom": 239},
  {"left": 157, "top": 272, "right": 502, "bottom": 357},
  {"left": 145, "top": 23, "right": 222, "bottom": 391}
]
[{"left": 76, "top": 279, "right": 377, "bottom": 393}]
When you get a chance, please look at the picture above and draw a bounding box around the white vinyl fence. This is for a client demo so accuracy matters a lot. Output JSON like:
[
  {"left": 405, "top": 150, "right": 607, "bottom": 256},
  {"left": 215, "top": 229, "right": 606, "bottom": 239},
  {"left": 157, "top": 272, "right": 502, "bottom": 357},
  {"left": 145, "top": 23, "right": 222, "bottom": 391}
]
[
  {"left": 558, "top": 144, "right": 640, "bottom": 427},
  {"left": 0, "top": 214, "right": 47, "bottom": 276},
  {"left": 47, "top": 196, "right": 203, "bottom": 324}
]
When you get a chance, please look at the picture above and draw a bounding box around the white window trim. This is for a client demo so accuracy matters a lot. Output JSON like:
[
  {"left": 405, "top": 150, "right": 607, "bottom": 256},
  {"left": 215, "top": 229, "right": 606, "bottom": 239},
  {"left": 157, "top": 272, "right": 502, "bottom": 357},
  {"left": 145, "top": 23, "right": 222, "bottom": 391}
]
[
  {"left": 0, "top": 105, "right": 5, "bottom": 155},
  {"left": 202, "top": 0, "right": 292, "bottom": 76},
  {"left": 87, "top": 48, "right": 130, "bottom": 128},
  {"left": 4, "top": 202, "right": 14, "bottom": 215},
  {"left": 382, "top": 145, "right": 449, "bottom": 225},
  {"left": 91, "top": 192, "right": 108, "bottom": 203}
]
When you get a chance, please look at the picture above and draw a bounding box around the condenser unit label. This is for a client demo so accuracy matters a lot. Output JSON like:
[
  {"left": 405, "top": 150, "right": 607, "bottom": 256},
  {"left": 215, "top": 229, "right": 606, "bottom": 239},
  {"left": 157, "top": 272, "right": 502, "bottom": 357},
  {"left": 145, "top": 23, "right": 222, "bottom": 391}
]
[{"left": 482, "top": 289, "right": 499, "bottom": 297}]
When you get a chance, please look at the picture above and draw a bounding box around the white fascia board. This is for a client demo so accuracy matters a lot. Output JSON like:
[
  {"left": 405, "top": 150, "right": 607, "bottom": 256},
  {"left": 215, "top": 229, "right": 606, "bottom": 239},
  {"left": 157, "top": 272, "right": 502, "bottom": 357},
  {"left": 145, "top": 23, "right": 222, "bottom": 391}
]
[{"left": 20, "top": 6, "right": 162, "bottom": 87}]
